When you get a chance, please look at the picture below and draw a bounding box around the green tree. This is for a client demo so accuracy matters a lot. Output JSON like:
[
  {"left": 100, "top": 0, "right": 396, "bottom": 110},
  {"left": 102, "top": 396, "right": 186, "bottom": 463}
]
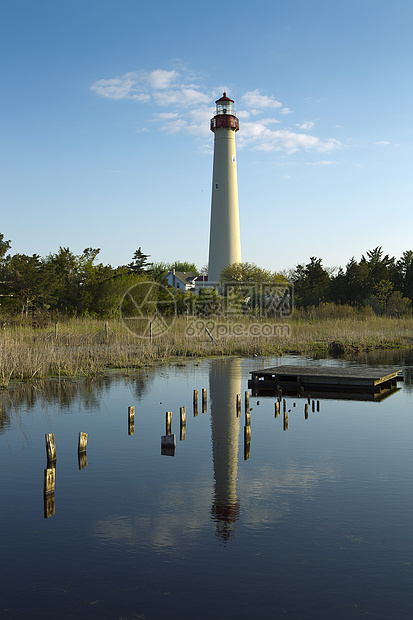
[
  {"left": 3, "top": 253, "right": 56, "bottom": 317},
  {"left": 371, "top": 279, "right": 394, "bottom": 313},
  {"left": 220, "top": 262, "right": 285, "bottom": 284},
  {"left": 290, "top": 257, "right": 331, "bottom": 307},
  {"left": 385, "top": 291, "right": 411, "bottom": 316},
  {"left": 168, "top": 261, "right": 198, "bottom": 274},
  {"left": 395, "top": 250, "right": 413, "bottom": 301},
  {"left": 360, "top": 247, "right": 396, "bottom": 288},
  {"left": 150, "top": 262, "right": 169, "bottom": 283},
  {"left": 127, "top": 248, "right": 152, "bottom": 275},
  {"left": 0, "top": 233, "right": 11, "bottom": 261}
]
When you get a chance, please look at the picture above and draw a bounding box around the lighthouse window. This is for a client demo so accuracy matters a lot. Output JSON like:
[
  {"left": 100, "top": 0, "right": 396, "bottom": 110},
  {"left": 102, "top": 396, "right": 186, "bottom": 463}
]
[
  {"left": 215, "top": 183, "right": 219, "bottom": 190},
  {"left": 232, "top": 156, "right": 235, "bottom": 163}
]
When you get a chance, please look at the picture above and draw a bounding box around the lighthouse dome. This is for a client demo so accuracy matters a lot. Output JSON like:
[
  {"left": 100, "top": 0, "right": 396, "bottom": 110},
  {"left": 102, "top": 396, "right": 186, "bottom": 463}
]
[{"left": 215, "top": 92, "right": 235, "bottom": 116}]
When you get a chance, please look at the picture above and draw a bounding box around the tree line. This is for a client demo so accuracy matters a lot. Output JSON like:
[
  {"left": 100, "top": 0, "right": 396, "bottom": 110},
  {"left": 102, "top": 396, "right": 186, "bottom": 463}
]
[
  {"left": 0, "top": 235, "right": 196, "bottom": 319},
  {"left": 288, "top": 248, "right": 413, "bottom": 316},
  {"left": 0, "top": 233, "right": 412, "bottom": 318}
]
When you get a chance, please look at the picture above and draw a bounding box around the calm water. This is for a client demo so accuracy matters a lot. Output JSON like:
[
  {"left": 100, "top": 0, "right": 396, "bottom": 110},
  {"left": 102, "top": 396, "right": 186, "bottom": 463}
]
[{"left": 1, "top": 352, "right": 413, "bottom": 619}]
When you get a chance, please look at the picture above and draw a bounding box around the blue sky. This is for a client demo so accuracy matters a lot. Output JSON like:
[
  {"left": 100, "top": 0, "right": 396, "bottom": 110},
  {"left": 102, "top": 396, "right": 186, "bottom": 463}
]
[{"left": 1, "top": 0, "right": 412, "bottom": 274}]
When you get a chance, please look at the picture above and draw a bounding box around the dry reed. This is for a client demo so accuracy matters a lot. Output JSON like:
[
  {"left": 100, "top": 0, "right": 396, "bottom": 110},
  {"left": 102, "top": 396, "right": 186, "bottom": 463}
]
[{"left": 0, "top": 314, "right": 412, "bottom": 387}]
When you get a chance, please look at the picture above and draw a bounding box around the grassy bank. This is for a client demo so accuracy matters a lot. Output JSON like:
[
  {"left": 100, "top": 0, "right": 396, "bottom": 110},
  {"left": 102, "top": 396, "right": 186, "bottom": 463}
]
[{"left": 0, "top": 314, "right": 412, "bottom": 387}]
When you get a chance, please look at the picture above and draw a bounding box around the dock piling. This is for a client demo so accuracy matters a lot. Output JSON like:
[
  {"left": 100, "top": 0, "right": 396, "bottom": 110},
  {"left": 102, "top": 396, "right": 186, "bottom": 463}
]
[
  {"left": 166, "top": 411, "right": 172, "bottom": 435},
  {"left": 45, "top": 433, "right": 56, "bottom": 463},
  {"left": 78, "top": 432, "right": 88, "bottom": 453},
  {"left": 128, "top": 405, "right": 135, "bottom": 435}
]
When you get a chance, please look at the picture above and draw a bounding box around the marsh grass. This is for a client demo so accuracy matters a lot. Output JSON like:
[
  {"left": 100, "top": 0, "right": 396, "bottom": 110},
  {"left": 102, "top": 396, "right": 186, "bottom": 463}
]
[{"left": 0, "top": 314, "right": 412, "bottom": 387}]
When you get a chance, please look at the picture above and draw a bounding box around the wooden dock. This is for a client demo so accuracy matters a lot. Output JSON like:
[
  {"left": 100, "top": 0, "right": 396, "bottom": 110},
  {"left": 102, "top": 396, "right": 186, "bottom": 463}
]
[{"left": 248, "top": 365, "right": 403, "bottom": 396}]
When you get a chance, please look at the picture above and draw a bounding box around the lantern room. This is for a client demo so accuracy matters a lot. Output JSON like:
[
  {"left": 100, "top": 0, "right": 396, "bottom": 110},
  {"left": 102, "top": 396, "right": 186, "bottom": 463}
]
[
  {"left": 215, "top": 93, "right": 235, "bottom": 116},
  {"left": 210, "top": 92, "right": 239, "bottom": 132}
]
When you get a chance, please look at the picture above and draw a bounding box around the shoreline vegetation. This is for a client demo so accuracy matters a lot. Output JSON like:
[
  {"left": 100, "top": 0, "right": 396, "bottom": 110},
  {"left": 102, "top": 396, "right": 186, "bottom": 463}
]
[{"left": 1, "top": 311, "right": 412, "bottom": 388}]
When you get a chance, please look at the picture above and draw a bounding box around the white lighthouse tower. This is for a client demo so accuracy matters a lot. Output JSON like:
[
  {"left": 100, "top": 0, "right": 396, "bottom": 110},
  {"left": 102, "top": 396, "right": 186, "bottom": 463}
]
[{"left": 207, "top": 93, "right": 241, "bottom": 283}]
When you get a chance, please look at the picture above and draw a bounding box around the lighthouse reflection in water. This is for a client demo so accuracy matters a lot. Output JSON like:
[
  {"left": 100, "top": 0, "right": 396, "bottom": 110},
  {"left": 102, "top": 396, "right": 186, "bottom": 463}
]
[
  {"left": 1, "top": 352, "right": 413, "bottom": 618},
  {"left": 209, "top": 358, "right": 242, "bottom": 542}
]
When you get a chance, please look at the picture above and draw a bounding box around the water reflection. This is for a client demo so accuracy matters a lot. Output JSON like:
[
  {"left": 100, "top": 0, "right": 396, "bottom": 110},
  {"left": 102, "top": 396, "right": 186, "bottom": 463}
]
[
  {"left": 1, "top": 352, "right": 413, "bottom": 618},
  {"left": 43, "top": 466, "right": 56, "bottom": 518},
  {"left": 209, "top": 358, "right": 242, "bottom": 542},
  {"left": 0, "top": 372, "right": 152, "bottom": 436}
]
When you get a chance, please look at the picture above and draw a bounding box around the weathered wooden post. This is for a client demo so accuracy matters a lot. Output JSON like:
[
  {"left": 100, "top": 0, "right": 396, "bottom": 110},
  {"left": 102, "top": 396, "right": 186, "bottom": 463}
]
[
  {"left": 305, "top": 403, "right": 309, "bottom": 419},
  {"left": 161, "top": 434, "right": 176, "bottom": 456},
  {"left": 283, "top": 410, "right": 289, "bottom": 431},
  {"left": 193, "top": 389, "right": 199, "bottom": 416},
  {"left": 245, "top": 410, "right": 251, "bottom": 426},
  {"left": 45, "top": 433, "right": 56, "bottom": 463},
  {"left": 78, "top": 432, "right": 88, "bottom": 453},
  {"left": 180, "top": 406, "right": 186, "bottom": 441},
  {"left": 128, "top": 405, "right": 135, "bottom": 435},
  {"left": 202, "top": 388, "right": 207, "bottom": 413},
  {"left": 105, "top": 321, "right": 109, "bottom": 338},
  {"left": 308, "top": 395, "right": 311, "bottom": 404},
  {"left": 236, "top": 394, "right": 241, "bottom": 417},
  {"left": 283, "top": 398, "right": 286, "bottom": 413},
  {"left": 180, "top": 406, "right": 186, "bottom": 425},
  {"left": 77, "top": 432, "right": 88, "bottom": 469},
  {"left": 54, "top": 322, "right": 58, "bottom": 340},
  {"left": 317, "top": 400, "right": 320, "bottom": 412},
  {"left": 166, "top": 411, "right": 172, "bottom": 435},
  {"left": 312, "top": 400, "right": 315, "bottom": 412},
  {"left": 275, "top": 401, "right": 280, "bottom": 418},
  {"left": 245, "top": 390, "right": 250, "bottom": 411}
]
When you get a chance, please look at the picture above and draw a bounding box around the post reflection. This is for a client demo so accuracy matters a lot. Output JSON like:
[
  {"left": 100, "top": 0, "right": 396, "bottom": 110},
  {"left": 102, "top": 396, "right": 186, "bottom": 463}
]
[{"left": 209, "top": 358, "right": 242, "bottom": 542}]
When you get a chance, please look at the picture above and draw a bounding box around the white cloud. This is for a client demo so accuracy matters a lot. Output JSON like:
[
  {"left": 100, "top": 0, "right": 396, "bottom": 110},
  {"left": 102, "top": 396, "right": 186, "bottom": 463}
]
[
  {"left": 261, "top": 117, "right": 281, "bottom": 125},
  {"left": 306, "top": 160, "right": 335, "bottom": 166},
  {"left": 154, "top": 112, "right": 180, "bottom": 120},
  {"left": 153, "top": 87, "right": 210, "bottom": 107},
  {"left": 147, "top": 69, "right": 178, "bottom": 89},
  {"left": 239, "top": 122, "right": 341, "bottom": 154},
  {"left": 296, "top": 121, "right": 314, "bottom": 130},
  {"left": 240, "top": 89, "right": 283, "bottom": 110},
  {"left": 90, "top": 70, "right": 341, "bottom": 154},
  {"left": 90, "top": 69, "right": 184, "bottom": 102},
  {"left": 90, "top": 72, "right": 148, "bottom": 101},
  {"left": 240, "top": 121, "right": 269, "bottom": 140},
  {"left": 161, "top": 118, "right": 188, "bottom": 134},
  {"left": 375, "top": 141, "right": 390, "bottom": 145}
]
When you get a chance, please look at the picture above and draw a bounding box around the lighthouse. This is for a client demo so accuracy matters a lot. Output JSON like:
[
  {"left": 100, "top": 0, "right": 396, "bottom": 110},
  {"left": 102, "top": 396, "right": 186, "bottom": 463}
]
[{"left": 207, "top": 93, "right": 241, "bottom": 283}]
